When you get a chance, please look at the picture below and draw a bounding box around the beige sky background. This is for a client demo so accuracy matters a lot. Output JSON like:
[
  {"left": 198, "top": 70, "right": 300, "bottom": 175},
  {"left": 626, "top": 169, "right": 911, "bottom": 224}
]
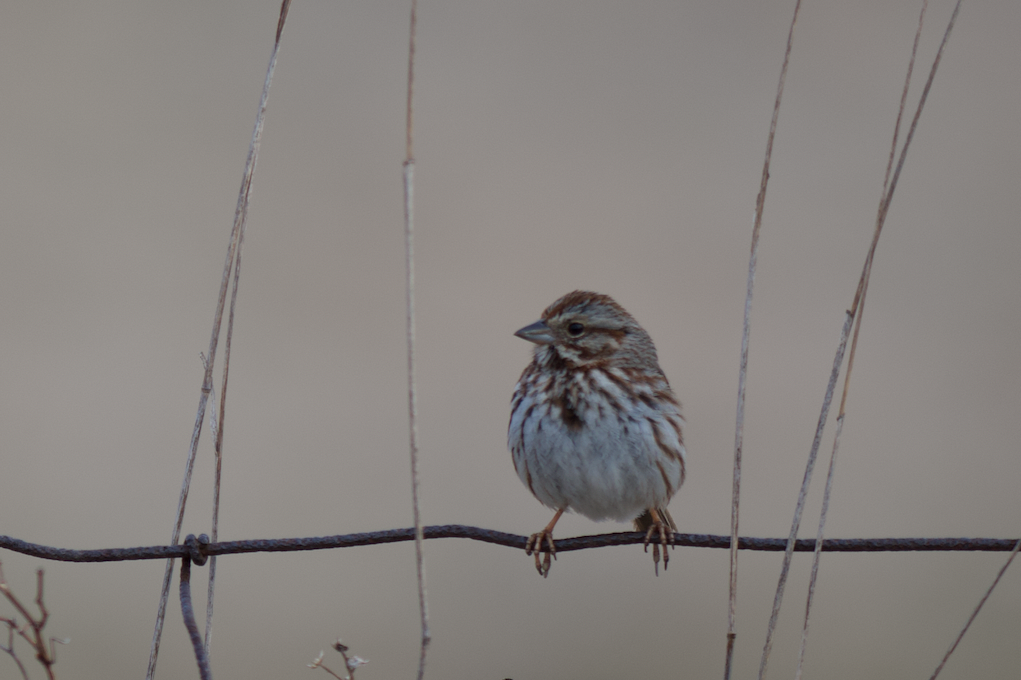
[{"left": 1, "top": 1, "right": 1019, "bottom": 678}]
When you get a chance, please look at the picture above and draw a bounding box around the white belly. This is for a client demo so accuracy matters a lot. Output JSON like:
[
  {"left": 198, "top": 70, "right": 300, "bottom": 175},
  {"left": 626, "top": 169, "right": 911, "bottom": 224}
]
[{"left": 508, "top": 382, "right": 685, "bottom": 522}]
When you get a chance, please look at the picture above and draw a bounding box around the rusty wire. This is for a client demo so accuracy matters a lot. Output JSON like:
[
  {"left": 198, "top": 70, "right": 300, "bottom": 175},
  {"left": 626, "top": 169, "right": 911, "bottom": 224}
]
[{"left": 1, "top": 528, "right": 1017, "bottom": 564}]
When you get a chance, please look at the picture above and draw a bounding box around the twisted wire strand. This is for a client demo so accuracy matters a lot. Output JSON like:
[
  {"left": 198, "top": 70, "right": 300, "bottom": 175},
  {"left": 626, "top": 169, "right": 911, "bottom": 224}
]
[{"left": 1, "top": 528, "right": 1016, "bottom": 564}]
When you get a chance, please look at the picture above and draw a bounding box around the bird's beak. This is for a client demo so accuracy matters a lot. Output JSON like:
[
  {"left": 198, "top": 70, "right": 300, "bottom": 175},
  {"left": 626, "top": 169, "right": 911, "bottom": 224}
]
[{"left": 514, "top": 319, "right": 554, "bottom": 345}]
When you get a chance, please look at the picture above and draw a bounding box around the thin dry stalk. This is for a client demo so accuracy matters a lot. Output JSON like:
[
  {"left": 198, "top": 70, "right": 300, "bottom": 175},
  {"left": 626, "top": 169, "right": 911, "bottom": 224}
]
[
  {"left": 757, "top": 311, "right": 853, "bottom": 680},
  {"left": 792, "top": 414, "right": 843, "bottom": 680},
  {"left": 144, "top": 2, "right": 292, "bottom": 678},
  {"left": 793, "top": 6, "right": 932, "bottom": 676},
  {"left": 204, "top": 138, "right": 251, "bottom": 654},
  {"left": 403, "top": 2, "right": 431, "bottom": 680},
  {"left": 929, "top": 538, "right": 1021, "bottom": 680},
  {"left": 765, "top": 2, "right": 962, "bottom": 677},
  {"left": 725, "top": 2, "right": 803, "bottom": 678},
  {"left": 204, "top": 440, "right": 222, "bottom": 655}
]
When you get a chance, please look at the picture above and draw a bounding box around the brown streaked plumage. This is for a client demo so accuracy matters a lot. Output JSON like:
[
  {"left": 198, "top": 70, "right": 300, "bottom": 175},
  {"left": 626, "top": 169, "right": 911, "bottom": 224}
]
[{"left": 509, "top": 291, "right": 686, "bottom": 576}]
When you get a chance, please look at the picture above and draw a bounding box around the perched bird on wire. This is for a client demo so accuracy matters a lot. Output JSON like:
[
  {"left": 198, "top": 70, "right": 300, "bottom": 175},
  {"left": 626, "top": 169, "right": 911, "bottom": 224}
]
[{"left": 509, "top": 291, "right": 686, "bottom": 577}]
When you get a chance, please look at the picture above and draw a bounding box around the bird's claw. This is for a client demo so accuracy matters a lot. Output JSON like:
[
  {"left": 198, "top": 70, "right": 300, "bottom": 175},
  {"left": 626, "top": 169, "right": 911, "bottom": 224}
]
[
  {"left": 643, "top": 521, "right": 674, "bottom": 576},
  {"left": 526, "top": 530, "right": 557, "bottom": 578}
]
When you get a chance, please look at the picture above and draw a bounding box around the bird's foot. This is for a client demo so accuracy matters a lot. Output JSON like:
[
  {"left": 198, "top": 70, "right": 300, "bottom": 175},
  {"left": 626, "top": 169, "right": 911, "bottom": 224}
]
[
  {"left": 642, "top": 511, "right": 675, "bottom": 576},
  {"left": 525, "top": 508, "right": 565, "bottom": 578},
  {"left": 525, "top": 529, "right": 556, "bottom": 578}
]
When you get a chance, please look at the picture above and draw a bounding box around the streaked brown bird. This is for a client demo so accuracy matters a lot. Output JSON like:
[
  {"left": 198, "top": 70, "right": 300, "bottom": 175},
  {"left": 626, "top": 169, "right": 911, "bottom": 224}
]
[{"left": 509, "top": 291, "right": 686, "bottom": 576}]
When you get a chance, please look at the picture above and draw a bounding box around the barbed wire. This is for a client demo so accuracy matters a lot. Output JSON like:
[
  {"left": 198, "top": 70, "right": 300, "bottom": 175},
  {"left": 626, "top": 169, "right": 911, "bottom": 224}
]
[{"left": 1, "top": 527, "right": 1017, "bottom": 564}]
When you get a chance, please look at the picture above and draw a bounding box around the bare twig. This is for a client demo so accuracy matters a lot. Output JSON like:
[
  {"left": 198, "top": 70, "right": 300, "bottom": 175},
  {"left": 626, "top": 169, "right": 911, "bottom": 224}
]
[
  {"left": 0, "top": 617, "right": 31, "bottom": 680},
  {"left": 144, "top": 2, "right": 292, "bottom": 678},
  {"left": 309, "top": 651, "right": 348, "bottom": 680},
  {"left": 0, "top": 563, "right": 61, "bottom": 680},
  {"left": 333, "top": 639, "right": 368, "bottom": 678},
  {"left": 725, "top": 2, "right": 803, "bottom": 678},
  {"left": 930, "top": 538, "right": 1021, "bottom": 679},
  {"left": 403, "top": 2, "right": 430, "bottom": 680},
  {"left": 308, "top": 639, "right": 369, "bottom": 680}
]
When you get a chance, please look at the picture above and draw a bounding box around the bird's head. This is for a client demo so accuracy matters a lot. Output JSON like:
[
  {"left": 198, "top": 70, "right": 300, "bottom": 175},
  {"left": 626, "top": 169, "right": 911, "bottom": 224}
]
[{"left": 515, "top": 290, "right": 658, "bottom": 369}]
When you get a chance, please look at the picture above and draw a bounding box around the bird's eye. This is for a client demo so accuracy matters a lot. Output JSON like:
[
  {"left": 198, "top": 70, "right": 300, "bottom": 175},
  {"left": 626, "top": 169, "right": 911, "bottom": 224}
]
[{"left": 567, "top": 322, "right": 585, "bottom": 336}]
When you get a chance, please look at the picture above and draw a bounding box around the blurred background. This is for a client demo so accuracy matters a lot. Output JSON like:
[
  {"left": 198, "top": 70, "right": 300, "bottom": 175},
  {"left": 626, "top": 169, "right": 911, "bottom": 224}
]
[{"left": 1, "top": 1, "right": 1018, "bottom": 678}]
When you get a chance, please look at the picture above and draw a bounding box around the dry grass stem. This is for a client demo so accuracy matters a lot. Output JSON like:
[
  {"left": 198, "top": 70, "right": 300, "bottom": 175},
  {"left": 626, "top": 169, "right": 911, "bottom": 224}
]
[
  {"left": 793, "top": 414, "right": 844, "bottom": 680},
  {"left": 793, "top": 5, "right": 932, "bottom": 676},
  {"left": 725, "top": 2, "right": 804, "bottom": 678},
  {"left": 757, "top": 311, "right": 853, "bottom": 680},
  {"left": 403, "top": 2, "right": 431, "bottom": 680},
  {"left": 929, "top": 538, "right": 1021, "bottom": 679},
  {"left": 204, "top": 38, "right": 258, "bottom": 648},
  {"left": 144, "top": 2, "right": 292, "bottom": 678},
  {"left": 763, "top": 2, "right": 962, "bottom": 677}
]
